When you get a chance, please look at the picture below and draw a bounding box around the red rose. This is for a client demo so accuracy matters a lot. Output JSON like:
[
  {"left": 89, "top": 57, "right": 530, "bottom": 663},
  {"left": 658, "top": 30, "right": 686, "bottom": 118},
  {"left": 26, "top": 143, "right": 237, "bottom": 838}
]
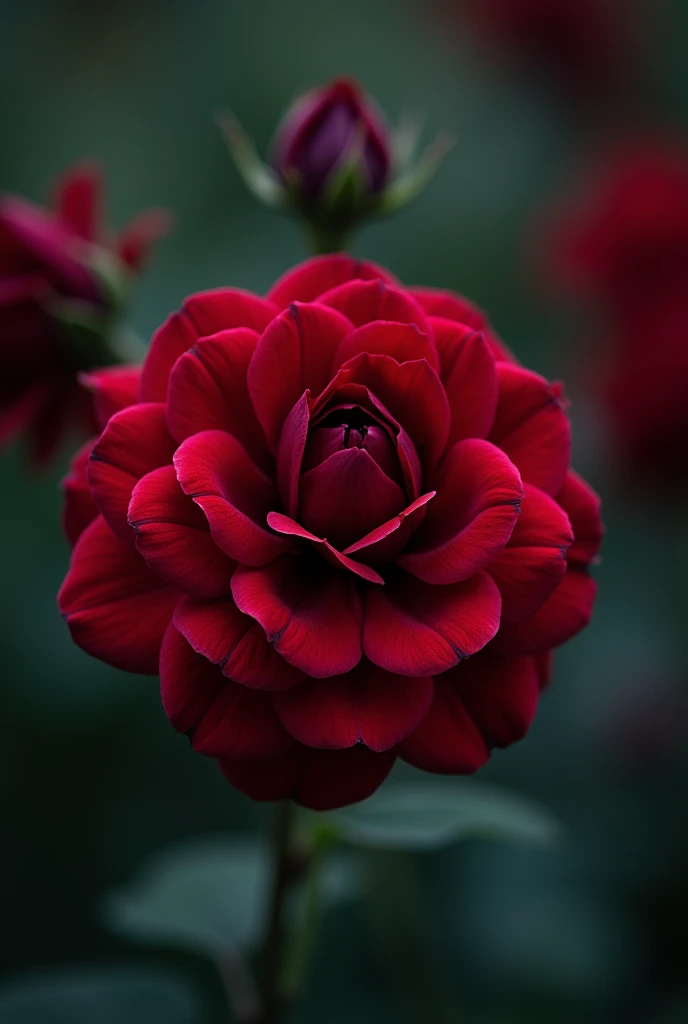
[
  {"left": 58, "top": 255, "right": 601, "bottom": 810},
  {"left": 544, "top": 143, "right": 688, "bottom": 487},
  {"left": 0, "top": 163, "right": 169, "bottom": 463}
]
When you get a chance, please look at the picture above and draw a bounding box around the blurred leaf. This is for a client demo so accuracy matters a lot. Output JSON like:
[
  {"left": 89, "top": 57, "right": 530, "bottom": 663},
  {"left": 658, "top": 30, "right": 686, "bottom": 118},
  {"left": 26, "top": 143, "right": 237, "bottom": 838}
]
[
  {"left": 0, "top": 965, "right": 200, "bottom": 1024},
  {"left": 328, "top": 780, "right": 561, "bottom": 851},
  {"left": 102, "top": 834, "right": 362, "bottom": 958}
]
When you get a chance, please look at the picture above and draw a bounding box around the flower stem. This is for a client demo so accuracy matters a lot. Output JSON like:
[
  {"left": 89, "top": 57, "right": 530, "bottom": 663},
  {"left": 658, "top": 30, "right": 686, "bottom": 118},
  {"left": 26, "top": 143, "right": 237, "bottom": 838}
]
[{"left": 258, "top": 800, "right": 296, "bottom": 1023}]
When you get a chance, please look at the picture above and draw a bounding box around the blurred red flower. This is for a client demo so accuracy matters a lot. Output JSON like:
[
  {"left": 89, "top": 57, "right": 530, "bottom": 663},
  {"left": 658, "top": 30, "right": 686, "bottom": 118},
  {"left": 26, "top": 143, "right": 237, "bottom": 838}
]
[
  {"left": 545, "top": 143, "right": 688, "bottom": 487},
  {"left": 0, "top": 163, "right": 169, "bottom": 464},
  {"left": 58, "top": 255, "right": 601, "bottom": 810}
]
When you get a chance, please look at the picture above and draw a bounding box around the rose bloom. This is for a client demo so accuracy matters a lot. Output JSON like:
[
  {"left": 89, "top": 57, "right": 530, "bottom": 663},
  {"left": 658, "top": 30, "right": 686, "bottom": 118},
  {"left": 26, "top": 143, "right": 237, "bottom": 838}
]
[
  {"left": 545, "top": 143, "right": 688, "bottom": 487},
  {"left": 0, "top": 163, "right": 168, "bottom": 463},
  {"left": 58, "top": 255, "right": 602, "bottom": 810}
]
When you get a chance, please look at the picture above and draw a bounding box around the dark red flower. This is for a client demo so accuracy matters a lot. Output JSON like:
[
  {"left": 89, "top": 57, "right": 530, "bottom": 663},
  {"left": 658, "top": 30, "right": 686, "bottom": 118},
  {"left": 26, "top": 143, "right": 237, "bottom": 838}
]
[
  {"left": 272, "top": 79, "right": 391, "bottom": 204},
  {"left": 58, "top": 254, "right": 601, "bottom": 810},
  {"left": 0, "top": 163, "right": 169, "bottom": 464},
  {"left": 545, "top": 143, "right": 688, "bottom": 487}
]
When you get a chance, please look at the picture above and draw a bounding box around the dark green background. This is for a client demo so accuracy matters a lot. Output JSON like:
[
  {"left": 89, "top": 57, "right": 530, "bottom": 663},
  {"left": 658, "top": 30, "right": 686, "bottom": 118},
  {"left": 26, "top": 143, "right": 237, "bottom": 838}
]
[{"left": 2, "top": 0, "right": 688, "bottom": 1020}]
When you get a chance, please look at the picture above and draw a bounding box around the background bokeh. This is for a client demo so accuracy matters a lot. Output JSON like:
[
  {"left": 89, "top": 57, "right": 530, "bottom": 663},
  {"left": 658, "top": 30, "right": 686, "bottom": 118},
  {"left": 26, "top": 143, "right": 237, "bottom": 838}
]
[{"left": 2, "top": 0, "right": 688, "bottom": 1020}]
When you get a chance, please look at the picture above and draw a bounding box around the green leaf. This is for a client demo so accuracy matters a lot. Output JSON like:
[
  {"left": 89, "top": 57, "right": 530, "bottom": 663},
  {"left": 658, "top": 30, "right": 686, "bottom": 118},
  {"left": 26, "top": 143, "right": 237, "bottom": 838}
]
[
  {"left": 102, "top": 836, "right": 269, "bottom": 957},
  {"left": 0, "top": 965, "right": 200, "bottom": 1024},
  {"left": 102, "top": 834, "right": 362, "bottom": 958},
  {"left": 328, "top": 780, "right": 562, "bottom": 851}
]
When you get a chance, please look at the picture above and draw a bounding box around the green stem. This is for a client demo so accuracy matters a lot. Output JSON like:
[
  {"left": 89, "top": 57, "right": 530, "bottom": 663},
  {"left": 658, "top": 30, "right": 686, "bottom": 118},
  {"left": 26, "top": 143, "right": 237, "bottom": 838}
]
[
  {"left": 306, "top": 223, "right": 352, "bottom": 255},
  {"left": 258, "top": 800, "right": 296, "bottom": 1023}
]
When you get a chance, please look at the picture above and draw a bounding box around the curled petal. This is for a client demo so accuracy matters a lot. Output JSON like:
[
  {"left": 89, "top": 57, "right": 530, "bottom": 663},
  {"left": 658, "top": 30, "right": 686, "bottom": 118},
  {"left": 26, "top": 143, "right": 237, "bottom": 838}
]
[
  {"left": 88, "top": 403, "right": 176, "bottom": 542},
  {"left": 276, "top": 392, "right": 310, "bottom": 518},
  {"left": 267, "top": 513, "right": 384, "bottom": 585},
  {"left": 218, "top": 745, "right": 396, "bottom": 810},
  {"left": 363, "top": 570, "right": 502, "bottom": 677},
  {"left": 166, "top": 328, "right": 269, "bottom": 468},
  {"left": 248, "top": 302, "right": 353, "bottom": 452},
  {"left": 487, "top": 484, "right": 573, "bottom": 625},
  {"left": 556, "top": 470, "right": 603, "bottom": 567},
  {"left": 61, "top": 438, "right": 98, "bottom": 547},
  {"left": 398, "top": 674, "right": 489, "bottom": 773},
  {"left": 455, "top": 651, "right": 540, "bottom": 748},
  {"left": 160, "top": 624, "right": 294, "bottom": 758},
  {"left": 267, "top": 254, "right": 396, "bottom": 307},
  {"left": 231, "top": 556, "right": 363, "bottom": 678},
  {"left": 174, "top": 594, "right": 304, "bottom": 691},
  {"left": 80, "top": 365, "right": 140, "bottom": 430},
  {"left": 334, "top": 320, "right": 440, "bottom": 374},
  {"left": 173, "top": 430, "right": 290, "bottom": 566},
  {"left": 342, "top": 491, "right": 436, "bottom": 564},
  {"left": 429, "top": 319, "right": 498, "bottom": 442},
  {"left": 489, "top": 364, "right": 571, "bottom": 496},
  {"left": 398, "top": 440, "right": 522, "bottom": 584},
  {"left": 140, "top": 289, "right": 278, "bottom": 402},
  {"left": 129, "top": 465, "right": 235, "bottom": 598},
  {"left": 274, "top": 660, "right": 433, "bottom": 752},
  {"left": 58, "top": 516, "right": 178, "bottom": 674},
  {"left": 319, "top": 279, "right": 430, "bottom": 335},
  {"left": 495, "top": 569, "right": 597, "bottom": 656}
]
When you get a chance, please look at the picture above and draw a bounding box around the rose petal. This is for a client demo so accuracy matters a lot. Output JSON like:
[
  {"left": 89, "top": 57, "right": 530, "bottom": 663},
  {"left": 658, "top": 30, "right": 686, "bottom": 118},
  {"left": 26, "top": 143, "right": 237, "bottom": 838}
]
[
  {"left": 274, "top": 660, "right": 433, "bottom": 752},
  {"left": 80, "top": 365, "right": 140, "bottom": 431},
  {"left": 61, "top": 438, "right": 98, "bottom": 547},
  {"left": 54, "top": 163, "right": 101, "bottom": 241},
  {"left": 58, "top": 515, "right": 178, "bottom": 674},
  {"left": 140, "top": 289, "right": 278, "bottom": 402},
  {"left": 489, "top": 364, "right": 571, "bottom": 496},
  {"left": 319, "top": 279, "right": 430, "bottom": 335},
  {"left": 266, "top": 513, "right": 385, "bottom": 585},
  {"left": 398, "top": 440, "right": 522, "bottom": 584},
  {"left": 267, "top": 254, "right": 396, "bottom": 307},
  {"left": 173, "top": 430, "right": 290, "bottom": 566},
  {"left": 429, "top": 319, "right": 498, "bottom": 442},
  {"left": 129, "top": 465, "right": 235, "bottom": 598},
  {"left": 495, "top": 569, "right": 597, "bottom": 656},
  {"left": 342, "top": 491, "right": 436, "bottom": 564},
  {"left": 363, "top": 569, "right": 502, "bottom": 676},
  {"left": 398, "top": 674, "right": 489, "bottom": 773},
  {"left": 231, "top": 556, "right": 363, "bottom": 678},
  {"left": 218, "top": 745, "right": 396, "bottom": 810},
  {"left": 116, "top": 208, "right": 172, "bottom": 272},
  {"left": 247, "top": 302, "right": 353, "bottom": 452},
  {"left": 276, "top": 392, "right": 310, "bottom": 518},
  {"left": 160, "top": 624, "right": 294, "bottom": 759},
  {"left": 457, "top": 650, "right": 540, "bottom": 748},
  {"left": 174, "top": 594, "right": 305, "bottom": 691},
  {"left": 413, "top": 288, "right": 512, "bottom": 361},
  {"left": 487, "top": 483, "right": 573, "bottom": 625},
  {"left": 556, "top": 470, "right": 603, "bottom": 566},
  {"left": 166, "top": 328, "right": 269, "bottom": 468},
  {"left": 88, "top": 403, "right": 176, "bottom": 542},
  {"left": 334, "top": 320, "right": 440, "bottom": 373}
]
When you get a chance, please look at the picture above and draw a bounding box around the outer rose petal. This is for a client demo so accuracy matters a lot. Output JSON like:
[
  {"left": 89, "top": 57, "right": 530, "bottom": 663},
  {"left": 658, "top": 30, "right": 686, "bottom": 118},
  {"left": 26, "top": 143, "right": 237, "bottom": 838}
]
[
  {"left": 88, "top": 403, "right": 176, "bottom": 542},
  {"left": 456, "top": 651, "right": 540, "bottom": 748},
  {"left": 318, "top": 279, "right": 430, "bottom": 336},
  {"left": 231, "top": 556, "right": 363, "bottom": 678},
  {"left": 173, "top": 430, "right": 290, "bottom": 566},
  {"left": 166, "top": 328, "right": 269, "bottom": 468},
  {"left": 495, "top": 569, "right": 597, "bottom": 656},
  {"left": 398, "top": 440, "right": 522, "bottom": 584},
  {"left": 411, "top": 287, "right": 512, "bottom": 361},
  {"left": 556, "top": 470, "right": 603, "bottom": 566},
  {"left": 58, "top": 515, "right": 178, "bottom": 674},
  {"left": 128, "top": 466, "right": 236, "bottom": 599},
  {"left": 174, "top": 594, "right": 305, "bottom": 691},
  {"left": 53, "top": 163, "right": 101, "bottom": 241},
  {"left": 398, "top": 675, "right": 489, "bottom": 773},
  {"left": 61, "top": 438, "right": 98, "bottom": 547},
  {"left": 267, "top": 254, "right": 395, "bottom": 307},
  {"left": 487, "top": 483, "right": 573, "bottom": 625},
  {"left": 363, "top": 570, "right": 502, "bottom": 676},
  {"left": 274, "top": 661, "right": 433, "bottom": 751},
  {"left": 489, "top": 364, "right": 571, "bottom": 496},
  {"left": 247, "top": 302, "right": 353, "bottom": 452},
  {"left": 334, "top": 320, "right": 440, "bottom": 374},
  {"left": 160, "top": 625, "right": 294, "bottom": 758},
  {"left": 429, "top": 319, "right": 498, "bottom": 443},
  {"left": 218, "top": 745, "right": 396, "bottom": 810},
  {"left": 80, "top": 365, "right": 140, "bottom": 431},
  {"left": 140, "top": 289, "right": 278, "bottom": 402}
]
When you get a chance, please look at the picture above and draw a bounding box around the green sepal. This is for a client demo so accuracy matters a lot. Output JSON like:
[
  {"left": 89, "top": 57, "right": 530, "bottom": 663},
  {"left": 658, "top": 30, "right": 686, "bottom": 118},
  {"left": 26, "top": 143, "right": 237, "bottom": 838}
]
[{"left": 217, "top": 111, "right": 288, "bottom": 210}]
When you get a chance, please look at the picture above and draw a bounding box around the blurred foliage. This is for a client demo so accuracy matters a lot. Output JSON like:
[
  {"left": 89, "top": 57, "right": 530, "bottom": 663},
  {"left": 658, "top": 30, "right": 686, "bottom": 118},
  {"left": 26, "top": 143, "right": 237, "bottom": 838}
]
[{"left": 2, "top": 0, "right": 688, "bottom": 1020}]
